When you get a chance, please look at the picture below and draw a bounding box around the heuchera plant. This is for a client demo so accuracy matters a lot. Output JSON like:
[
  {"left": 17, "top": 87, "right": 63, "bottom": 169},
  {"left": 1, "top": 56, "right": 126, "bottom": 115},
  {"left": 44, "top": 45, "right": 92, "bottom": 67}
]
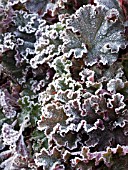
[{"left": 0, "top": 0, "right": 128, "bottom": 169}]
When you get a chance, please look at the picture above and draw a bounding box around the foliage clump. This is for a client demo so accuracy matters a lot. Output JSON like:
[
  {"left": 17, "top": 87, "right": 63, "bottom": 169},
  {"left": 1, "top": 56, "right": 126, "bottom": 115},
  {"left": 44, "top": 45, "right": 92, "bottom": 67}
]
[{"left": 0, "top": 0, "right": 128, "bottom": 169}]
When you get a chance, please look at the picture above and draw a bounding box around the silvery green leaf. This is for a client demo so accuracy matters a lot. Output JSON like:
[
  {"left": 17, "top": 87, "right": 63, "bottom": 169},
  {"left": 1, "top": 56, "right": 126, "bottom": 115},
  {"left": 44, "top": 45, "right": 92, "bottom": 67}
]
[{"left": 63, "top": 5, "right": 127, "bottom": 66}]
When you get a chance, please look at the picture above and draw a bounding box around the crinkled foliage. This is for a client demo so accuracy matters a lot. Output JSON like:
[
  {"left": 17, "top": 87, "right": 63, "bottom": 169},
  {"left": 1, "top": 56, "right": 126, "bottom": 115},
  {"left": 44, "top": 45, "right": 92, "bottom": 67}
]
[
  {"left": 62, "top": 5, "right": 127, "bottom": 65},
  {"left": 0, "top": 0, "right": 128, "bottom": 170}
]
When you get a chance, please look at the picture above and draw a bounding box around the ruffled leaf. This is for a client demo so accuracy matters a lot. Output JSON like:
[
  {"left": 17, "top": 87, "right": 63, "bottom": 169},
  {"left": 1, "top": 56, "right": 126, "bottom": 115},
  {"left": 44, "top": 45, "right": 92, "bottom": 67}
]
[{"left": 63, "top": 5, "right": 127, "bottom": 65}]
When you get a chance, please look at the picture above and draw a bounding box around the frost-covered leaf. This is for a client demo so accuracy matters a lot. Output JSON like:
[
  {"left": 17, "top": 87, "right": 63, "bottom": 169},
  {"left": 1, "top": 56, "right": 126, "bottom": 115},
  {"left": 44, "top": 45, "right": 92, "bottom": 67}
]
[
  {"left": 28, "top": 63, "right": 55, "bottom": 93},
  {"left": 18, "top": 95, "right": 41, "bottom": 127},
  {"left": 1, "top": 123, "right": 20, "bottom": 146},
  {"left": 107, "top": 93, "right": 126, "bottom": 113},
  {"left": 0, "top": 86, "right": 21, "bottom": 118},
  {"left": 63, "top": 5, "right": 127, "bottom": 65},
  {"left": 25, "top": 0, "right": 58, "bottom": 16},
  {"left": 55, "top": 89, "right": 80, "bottom": 103},
  {"left": 64, "top": 99, "right": 83, "bottom": 124},
  {"left": 13, "top": 11, "right": 39, "bottom": 34},
  {"left": 90, "top": 62, "right": 124, "bottom": 83},
  {"left": 94, "top": 0, "right": 128, "bottom": 20},
  {"left": 0, "top": 153, "right": 30, "bottom": 170},
  {"left": 30, "top": 22, "right": 64, "bottom": 68},
  {"left": 0, "top": 6, "right": 14, "bottom": 35},
  {"left": 94, "top": 0, "right": 122, "bottom": 12},
  {"left": 12, "top": 11, "right": 39, "bottom": 59},
  {"left": 77, "top": 145, "right": 128, "bottom": 168},
  {"left": 2, "top": 50, "right": 25, "bottom": 80},
  {"left": 51, "top": 55, "right": 72, "bottom": 76},
  {"left": 52, "top": 130, "right": 80, "bottom": 150},
  {"left": 107, "top": 78, "right": 124, "bottom": 93},
  {"left": 38, "top": 104, "right": 68, "bottom": 135},
  {"left": 35, "top": 147, "right": 64, "bottom": 169},
  {"left": 31, "top": 129, "right": 48, "bottom": 153}
]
